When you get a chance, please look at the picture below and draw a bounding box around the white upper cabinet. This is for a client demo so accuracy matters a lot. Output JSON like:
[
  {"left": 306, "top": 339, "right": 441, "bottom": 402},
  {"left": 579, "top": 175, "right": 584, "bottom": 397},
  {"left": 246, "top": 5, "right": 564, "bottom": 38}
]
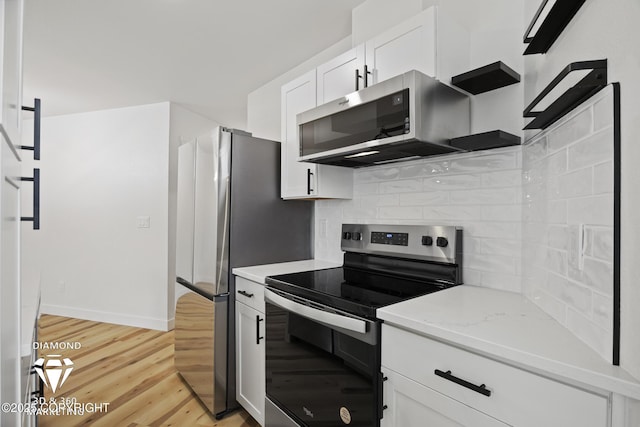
[
  {"left": 366, "top": 7, "right": 469, "bottom": 87},
  {"left": 281, "top": 70, "right": 353, "bottom": 200},
  {"left": 280, "top": 6, "right": 468, "bottom": 199},
  {"left": 316, "top": 45, "right": 366, "bottom": 105}
]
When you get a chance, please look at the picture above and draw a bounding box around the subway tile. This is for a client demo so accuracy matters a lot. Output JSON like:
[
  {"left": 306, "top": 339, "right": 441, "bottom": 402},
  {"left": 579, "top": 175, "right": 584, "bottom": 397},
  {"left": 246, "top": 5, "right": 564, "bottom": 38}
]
[
  {"left": 448, "top": 151, "right": 520, "bottom": 172},
  {"left": 342, "top": 206, "right": 378, "bottom": 220},
  {"left": 464, "top": 253, "right": 518, "bottom": 275},
  {"left": 523, "top": 137, "right": 548, "bottom": 163},
  {"left": 463, "top": 267, "right": 483, "bottom": 287},
  {"left": 566, "top": 307, "right": 612, "bottom": 363},
  {"left": 567, "top": 194, "right": 613, "bottom": 226},
  {"left": 377, "top": 206, "right": 423, "bottom": 220},
  {"left": 585, "top": 227, "right": 614, "bottom": 262},
  {"left": 466, "top": 222, "right": 522, "bottom": 239},
  {"left": 568, "top": 257, "right": 613, "bottom": 295},
  {"left": 481, "top": 205, "right": 522, "bottom": 222},
  {"left": 398, "top": 159, "right": 453, "bottom": 178},
  {"left": 353, "top": 183, "right": 379, "bottom": 195},
  {"left": 545, "top": 247, "right": 568, "bottom": 276},
  {"left": 557, "top": 167, "right": 593, "bottom": 199},
  {"left": 422, "top": 205, "right": 479, "bottom": 221},
  {"left": 423, "top": 174, "right": 482, "bottom": 190},
  {"left": 547, "top": 149, "right": 568, "bottom": 176},
  {"left": 480, "top": 271, "right": 522, "bottom": 293},
  {"left": 398, "top": 191, "right": 449, "bottom": 206},
  {"left": 547, "top": 225, "right": 569, "bottom": 250},
  {"left": 449, "top": 188, "right": 519, "bottom": 205},
  {"left": 593, "top": 91, "right": 614, "bottom": 131},
  {"left": 481, "top": 238, "right": 521, "bottom": 257},
  {"left": 592, "top": 292, "right": 613, "bottom": 332},
  {"left": 547, "top": 107, "right": 593, "bottom": 152},
  {"left": 546, "top": 273, "right": 592, "bottom": 314},
  {"left": 482, "top": 170, "right": 522, "bottom": 188},
  {"left": 357, "top": 194, "right": 399, "bottom": 208},
  {"left": 379, "top": 179, "right": 423, "bottom": 194},
  {"left": 547, "top": 199, "right": 567, "bottom": 224},
  {"left": 567, "top": 127, "right": 614, "bottom": 170},
  {"left": 593, "top": 161, "right": 613, "bottom": 195}
]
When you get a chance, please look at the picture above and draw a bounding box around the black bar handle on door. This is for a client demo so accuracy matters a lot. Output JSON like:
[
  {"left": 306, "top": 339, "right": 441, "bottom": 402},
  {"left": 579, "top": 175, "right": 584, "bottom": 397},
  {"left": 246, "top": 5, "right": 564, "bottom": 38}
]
[
  {"left": 306, "top": 168, "right": 314, "bottom": 195},
  {"left": 256, "top": 315, "right": 264, "bottom": 345},
  {"left": 19, "top": 98, "right": 41, "bottom": 160},
  {"left": 20, "top": 168, "right": 40, "bottom": 230},
  {"left": 237, "top": 290, "right": 254, "bottom": 298},
  {"left": 355, "top": 69, "right": 362, "bottom": 91},
  {"left": 364, "top": 65, "right": 372, "bottom": 88},
  {"left": 434, "top": 369, "right": 491, "bottom": 397}
]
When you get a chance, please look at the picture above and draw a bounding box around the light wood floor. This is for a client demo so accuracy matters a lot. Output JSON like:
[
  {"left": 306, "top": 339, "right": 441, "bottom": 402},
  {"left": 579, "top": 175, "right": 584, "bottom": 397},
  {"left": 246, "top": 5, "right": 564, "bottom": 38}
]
[{"left": 38, "top": 315, "right": 260, "bottom": 427}]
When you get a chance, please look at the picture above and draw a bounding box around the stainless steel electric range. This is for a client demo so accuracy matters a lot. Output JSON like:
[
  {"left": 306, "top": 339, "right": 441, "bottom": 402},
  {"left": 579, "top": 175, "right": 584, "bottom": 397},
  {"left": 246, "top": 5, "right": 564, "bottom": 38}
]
[{"left": 264, "top": 224, "right": 463, "bottom": 427}]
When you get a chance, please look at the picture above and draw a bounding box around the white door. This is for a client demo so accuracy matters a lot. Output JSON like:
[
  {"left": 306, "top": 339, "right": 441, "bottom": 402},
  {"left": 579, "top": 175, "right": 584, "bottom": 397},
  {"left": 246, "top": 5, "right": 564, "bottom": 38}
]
[
  {"left": 280, "top": 70, "right": 317, "bottom": 199},
  {"left": 236, "top": 301, "right": 265, "bottom": 426},
  {"left": 365, "top": 8, "right": 436, "bottom": 85},
  {"left": 381, "top": 369, "right": 508, "bottom": 427},
  {"left": 316, "top": 45, "right": 366, "bottom": 104}
]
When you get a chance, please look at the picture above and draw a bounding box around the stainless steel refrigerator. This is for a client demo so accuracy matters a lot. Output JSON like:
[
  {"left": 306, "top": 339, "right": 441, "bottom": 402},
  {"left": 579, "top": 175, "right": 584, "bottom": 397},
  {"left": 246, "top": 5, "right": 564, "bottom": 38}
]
[{"left": 174, "top": 127, "right": 312, "bottom": 419}]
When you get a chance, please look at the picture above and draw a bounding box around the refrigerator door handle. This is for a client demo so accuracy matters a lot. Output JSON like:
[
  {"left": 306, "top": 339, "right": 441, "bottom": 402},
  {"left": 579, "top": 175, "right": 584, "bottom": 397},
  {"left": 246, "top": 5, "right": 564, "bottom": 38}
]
[{"left": 215, "top": 176, "right": 230, "bottom": 295}]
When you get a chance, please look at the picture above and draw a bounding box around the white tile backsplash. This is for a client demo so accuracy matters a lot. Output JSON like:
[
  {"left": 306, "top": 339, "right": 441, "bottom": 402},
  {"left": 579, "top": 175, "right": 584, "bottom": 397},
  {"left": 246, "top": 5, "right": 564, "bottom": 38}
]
[
  {"left": 313, "top": 86, "right": 616, "bottom": 364},
  {"left": 522, "top": 86, "right": 616, "bottom": 363}
]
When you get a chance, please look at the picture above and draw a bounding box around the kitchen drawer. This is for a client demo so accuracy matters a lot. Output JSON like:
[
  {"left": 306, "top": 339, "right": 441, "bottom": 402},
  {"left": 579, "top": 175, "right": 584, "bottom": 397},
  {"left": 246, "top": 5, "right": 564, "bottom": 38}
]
[
  {"left": 382, "top": 324, "right": 610, "bottom": 427},
  {"left": 235, "top": 277, "right": 265, "bottom": 313}
]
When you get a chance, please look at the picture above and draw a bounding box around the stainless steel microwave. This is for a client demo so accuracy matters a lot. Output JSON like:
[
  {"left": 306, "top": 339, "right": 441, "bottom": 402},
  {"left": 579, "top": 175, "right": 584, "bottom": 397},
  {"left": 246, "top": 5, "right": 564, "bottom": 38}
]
[{"left": 297, "top": 70, "right": 471, "bottom": 167}]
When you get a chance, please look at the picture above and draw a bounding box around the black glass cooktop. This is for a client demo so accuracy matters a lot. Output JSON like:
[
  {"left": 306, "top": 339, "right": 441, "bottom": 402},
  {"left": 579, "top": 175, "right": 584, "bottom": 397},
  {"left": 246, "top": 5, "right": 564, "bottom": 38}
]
[{"left": 265, "top": 266, "right": 447, "bottom": 319}]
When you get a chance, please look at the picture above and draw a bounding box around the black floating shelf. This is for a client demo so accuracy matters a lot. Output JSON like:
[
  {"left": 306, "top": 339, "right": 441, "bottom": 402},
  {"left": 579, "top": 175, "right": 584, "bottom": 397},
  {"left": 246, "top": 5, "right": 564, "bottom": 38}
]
[
  {"left": 450, "top": 130, "right": 521, "bottom": 152},
  {"left": 524, "top": 59, "right": 607, "bottom": 130},
  {"left": 523, "top": 0, "right": 586, "bottom": 55},
  {"left": 451, "top": 61, "right": 520, "bottom": 95}
]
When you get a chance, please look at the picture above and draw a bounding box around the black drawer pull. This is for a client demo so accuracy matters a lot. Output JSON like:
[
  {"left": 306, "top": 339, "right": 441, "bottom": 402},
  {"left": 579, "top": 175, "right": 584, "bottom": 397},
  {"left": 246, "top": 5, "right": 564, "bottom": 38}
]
[
  {"left": 237, "top": 290, "right": 254, "bottom": 298},
  {"left": 20, "top": 168, "right": 40, "bottom": 230},
  {"left": 256, "top": 315, "right": 264, "bottom": 345},
  {"left": 434, "top": 369, "right": 491, "bottom": 397},
  {"left": 20, "top": 98, "right": 41, "bottom": 160}
]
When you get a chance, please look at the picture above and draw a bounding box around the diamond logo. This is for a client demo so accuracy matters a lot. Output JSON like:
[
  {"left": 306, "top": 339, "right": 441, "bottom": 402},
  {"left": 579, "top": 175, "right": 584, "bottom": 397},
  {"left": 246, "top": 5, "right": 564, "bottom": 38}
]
[{"left": 34, "top": 354, "right": 74, "bottom": 393}]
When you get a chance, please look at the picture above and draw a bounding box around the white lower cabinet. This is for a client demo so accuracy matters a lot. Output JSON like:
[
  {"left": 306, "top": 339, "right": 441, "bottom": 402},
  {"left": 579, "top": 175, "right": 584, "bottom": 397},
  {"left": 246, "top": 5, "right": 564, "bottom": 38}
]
[
  {"left": 381, "top": 324, "right": 611, "bottom": 427},
  {"left": 236, "top": 291, "right": 265, "bottom": 426},
  {"left": 381, "top": 369, "right": 507, "bottom": 427}
]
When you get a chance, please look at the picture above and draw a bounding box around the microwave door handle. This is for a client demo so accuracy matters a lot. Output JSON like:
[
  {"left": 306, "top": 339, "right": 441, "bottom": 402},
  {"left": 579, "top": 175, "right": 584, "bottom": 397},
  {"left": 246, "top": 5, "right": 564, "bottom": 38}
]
[{"left": 265, "top": 290, "right": 366, "bottom": 334}]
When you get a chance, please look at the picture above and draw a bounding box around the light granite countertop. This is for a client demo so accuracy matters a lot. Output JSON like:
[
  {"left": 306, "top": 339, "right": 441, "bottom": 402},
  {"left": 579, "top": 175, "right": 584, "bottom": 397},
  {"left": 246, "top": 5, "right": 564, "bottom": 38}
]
[
  {"left": 377, "top": 284, "right": 640, "bottom": 400},
  {"left": 233, "top": 259, "right": 341, "bottom": 284}
]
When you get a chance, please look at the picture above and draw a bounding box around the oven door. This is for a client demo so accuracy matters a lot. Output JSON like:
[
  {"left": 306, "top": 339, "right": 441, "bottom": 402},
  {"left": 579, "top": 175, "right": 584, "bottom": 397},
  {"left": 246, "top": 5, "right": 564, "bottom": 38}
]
[{"left": 265, "top": 287, "right": 381, "bottom": 427}]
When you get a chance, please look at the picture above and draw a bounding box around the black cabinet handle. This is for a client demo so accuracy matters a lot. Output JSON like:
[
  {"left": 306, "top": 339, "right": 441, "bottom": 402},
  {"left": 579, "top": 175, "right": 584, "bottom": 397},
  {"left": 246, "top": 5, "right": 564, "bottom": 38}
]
[
  {"left": 237, "top": 290, "right": 254, "bottom": 298},
  {"left": 19, "top": 98, "right": 41, "bottom": 160},
  {"left": 306, "top": 168, "right": 314, "bottom": 195},
  {"left": 355, "top": 69, "right": 362, "bottom": 91},
  {"left": 256, "top": 315, "right": 264, "bottom": 345},
  {"left": 434, "top": 369, "right": 491, "bottom": 397},
  {"left": 364, "top": 65, "right": 372, "bottom": 88},
  {"left": 20, "top": 168, "right": 40, "bottom": 230}
]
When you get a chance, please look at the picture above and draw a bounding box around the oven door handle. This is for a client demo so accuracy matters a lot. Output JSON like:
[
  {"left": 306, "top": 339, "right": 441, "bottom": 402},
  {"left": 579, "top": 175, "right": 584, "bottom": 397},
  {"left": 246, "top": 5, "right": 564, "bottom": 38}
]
[{"left": 265, "top": 290, "right": 367, "bottom": 334}]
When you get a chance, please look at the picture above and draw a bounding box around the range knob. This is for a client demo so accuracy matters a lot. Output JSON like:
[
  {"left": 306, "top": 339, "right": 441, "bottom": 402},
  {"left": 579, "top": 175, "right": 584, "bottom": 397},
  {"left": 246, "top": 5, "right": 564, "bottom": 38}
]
[
  {"left": 352, "top": 232, "right": 362, "bottom": 241},
  {"left": 436, "top": 237, "right": 449, "bottom": 248},
  {"left": 343, "top": 232, "right": 352, "bottom": 240},
  {"left": 421, "top": 236, "right": 433, "bottom": 246}
]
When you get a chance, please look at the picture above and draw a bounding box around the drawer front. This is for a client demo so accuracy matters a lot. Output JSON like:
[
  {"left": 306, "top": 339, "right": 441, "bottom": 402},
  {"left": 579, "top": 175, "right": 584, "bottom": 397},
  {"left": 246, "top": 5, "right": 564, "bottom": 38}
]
[
  {"left": 382, "top": 325, "right": 610, "bottom": 427},
  {"left": 235, "top": 277, "right": 265, "bottom": 312}
]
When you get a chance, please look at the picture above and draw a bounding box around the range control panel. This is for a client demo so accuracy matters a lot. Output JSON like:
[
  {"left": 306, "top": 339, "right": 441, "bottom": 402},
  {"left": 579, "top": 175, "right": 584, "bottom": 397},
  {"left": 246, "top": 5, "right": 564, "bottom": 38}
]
[{"left": 341, "top": 224, "right": 462, "bottom": 265}]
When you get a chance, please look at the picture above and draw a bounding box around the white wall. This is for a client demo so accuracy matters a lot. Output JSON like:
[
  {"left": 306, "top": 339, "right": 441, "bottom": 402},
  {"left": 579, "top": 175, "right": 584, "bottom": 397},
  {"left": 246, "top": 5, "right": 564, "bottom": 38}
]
[
  {"left": 523, "top": 0, "right": 640, "bottom": 379},
  {"left": 21, "top": 102, "right": 214, "bottom": 331}
]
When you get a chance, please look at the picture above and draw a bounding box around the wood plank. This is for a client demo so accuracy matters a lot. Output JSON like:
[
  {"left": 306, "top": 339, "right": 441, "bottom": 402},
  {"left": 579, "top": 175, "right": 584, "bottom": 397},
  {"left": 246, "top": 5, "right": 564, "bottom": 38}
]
[{"left": 38, "top": 315, "right": 260, "bottom": 427}]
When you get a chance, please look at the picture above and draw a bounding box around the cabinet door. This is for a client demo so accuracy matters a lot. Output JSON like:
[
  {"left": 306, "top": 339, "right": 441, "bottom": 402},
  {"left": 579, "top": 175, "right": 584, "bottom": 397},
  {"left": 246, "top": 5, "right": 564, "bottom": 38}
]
[
  {"left": 381, "top": 369, "right": 508, "bottom": 427},
  {"left": 365, "top": 8, "right": 436, "bottom": 85},
  {"left": 236, "top": 301, "right": 265, "bottom": 426},
  {"left": 280, "top": 70, "right": 317, "bottom": 199},
  {"left": 2, "top": 0, "right": 25, "bottom": 144},
  {"left": 316, "top": 44, "right": 365, "bottom": 104}
]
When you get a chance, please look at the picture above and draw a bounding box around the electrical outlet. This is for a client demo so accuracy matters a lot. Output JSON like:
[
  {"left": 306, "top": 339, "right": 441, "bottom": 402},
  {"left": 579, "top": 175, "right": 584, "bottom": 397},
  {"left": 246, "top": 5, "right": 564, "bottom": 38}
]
[{"left": 137, "top": 216, "right": 151, "bottom": 228}]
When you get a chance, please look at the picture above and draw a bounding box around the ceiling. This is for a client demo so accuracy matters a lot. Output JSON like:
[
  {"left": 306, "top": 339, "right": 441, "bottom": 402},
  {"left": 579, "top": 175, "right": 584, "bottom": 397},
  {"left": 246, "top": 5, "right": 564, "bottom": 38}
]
[{"left": 22, "top": 0, "right": 366, "bottom": 129}]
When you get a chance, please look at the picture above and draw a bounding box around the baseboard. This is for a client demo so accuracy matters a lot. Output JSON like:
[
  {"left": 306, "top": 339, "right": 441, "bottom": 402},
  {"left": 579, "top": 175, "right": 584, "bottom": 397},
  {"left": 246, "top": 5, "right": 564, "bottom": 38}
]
[{"left": 40, "top": 304, "right": 171, "bottom": 331}]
